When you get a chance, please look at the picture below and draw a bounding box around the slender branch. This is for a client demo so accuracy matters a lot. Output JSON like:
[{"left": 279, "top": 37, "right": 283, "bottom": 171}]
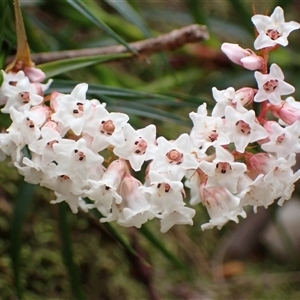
[{"left": 6, "top": 24, "right": 209, "bottom": 65}]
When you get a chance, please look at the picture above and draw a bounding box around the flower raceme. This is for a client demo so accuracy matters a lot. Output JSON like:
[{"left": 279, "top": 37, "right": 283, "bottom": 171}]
[{"left": 1, "top": 6, "right": 300, "bottom": 232}]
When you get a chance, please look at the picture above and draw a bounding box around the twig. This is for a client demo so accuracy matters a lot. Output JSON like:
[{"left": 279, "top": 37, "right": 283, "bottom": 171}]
[{"left": 6, "top": 24, "right": 209, "bottom": 65}]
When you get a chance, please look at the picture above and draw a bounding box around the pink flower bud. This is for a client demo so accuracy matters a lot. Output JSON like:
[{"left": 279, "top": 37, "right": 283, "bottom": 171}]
[
  {"left": 246, "top": 152, "right": 272, "bottom": 179},
  {"left": 50, "top": 91, "right": 60, "bottom": 112},
  {"left": 270, "top": 101, "right": 300, "bottom": 125},
  {"left": 23, "top": 67, "right": 46, "bottom": 83},
  {"left": 30, "top": 105, "right": 51, "bottom": 127},
  {"left": 235, "top": 87, "right": 257, "bottom": 106},
  {"left": 43, "top": 120, "right": 61, "bottom": 133},
  {"left": 221, "top": 43, "right": 264, "bottom": 71}
]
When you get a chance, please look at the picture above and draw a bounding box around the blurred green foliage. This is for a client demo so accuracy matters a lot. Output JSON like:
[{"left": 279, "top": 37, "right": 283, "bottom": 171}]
[{"left": 1, "top": 0, "right": 300, "bottom": 299}]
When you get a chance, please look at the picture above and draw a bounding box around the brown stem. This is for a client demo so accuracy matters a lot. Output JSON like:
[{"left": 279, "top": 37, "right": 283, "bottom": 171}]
[{"left": 6, "top": 24, "right": 209, "bottom": 66}]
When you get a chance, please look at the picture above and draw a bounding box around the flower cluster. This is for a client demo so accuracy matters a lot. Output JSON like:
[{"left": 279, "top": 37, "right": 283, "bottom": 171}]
[{"left": 1, "top": 6, "right": 300, "bottom": 232}]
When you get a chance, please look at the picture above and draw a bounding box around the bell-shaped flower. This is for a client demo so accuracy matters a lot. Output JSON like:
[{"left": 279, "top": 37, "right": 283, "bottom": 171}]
[
  {"left": 150, "top": 133, "right": 199, "bottom": 181},
  {"left": 51, "top": 192, "right": 91, "bottom": 214},
  {"left": 101, "top": 175, "right": 155, "bottom": 228},
  {"left": 1, "top": 73, "right": 43, "bottom": 113},
  {"left": 86, "top": 159, "right": 127, "bottom": 211},
  {"left": 211, "top": 87, "right": 247, "bottom": 117},
  {"left": 51, "top": 83, "right": 94, "bottom": 136},
  {"left": 189, "top": 103, "right": 230, "bottom": 151},
  {"left": 261, "top": 121, "right": 300, "bottom": 158},
  {"left": 221, "top": 43, "right": 264, "bottom": 70},
  {"left": 53, "top": 138, "right": 104, "bottom": 183},
  {"left": 29, "top": 127, "right": 73, "bottom": 165},
  {"left": 140, "top": 170, "right": 185, "bottom": 216},
  {"left": 200, "top": 186, "right": 247, "bottom": 230},
  {"left": 199, "top": 145, "right": 247, "bottom": 193},
  {"left": 223, "top": 106, "right": 268, "bottom": 153},
  {"left": 252, "top": 6, "right": 300, "bottom": 50},
  {"left": 7, "top": 107, "right": 42, "bottom": 148},
  {"left": 240, "top": 174, "right": 278, "bottom": 209},
  {"left": 263, "top": 153, "right": 300, "bottom": 205},
  {"left": 84, "top": 105, "right": 129, "bottom": 152},
  {"left": 254, "top": 64, "right": 295, "bottom": 105},
  {"left": 113, "top": 124, "right": 157, "bottom": 171}
]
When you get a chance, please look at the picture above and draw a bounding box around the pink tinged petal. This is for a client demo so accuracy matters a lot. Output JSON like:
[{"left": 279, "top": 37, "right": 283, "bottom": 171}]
[
  {"left": 221, "top": 43, "right": 246, "bottom": 66},
  {"left": 240, "top": 56, "right": 263, "bottom": 71}
]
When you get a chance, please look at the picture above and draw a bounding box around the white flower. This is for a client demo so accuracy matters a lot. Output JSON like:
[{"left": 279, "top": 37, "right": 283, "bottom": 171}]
[
  {"left": 211, "top": 87, "right": 246, "bottom": 118},
  {"left": 51, "top": 83, "right": 94, "bottom": 136},
  {"left": 150, "top": 133, "right": 199, "bottom": 181},
  {"left": 7, "top": 107, "right": 42, "bottom": 148},
  {"left": 53, "top": 138, "right": 104, "bottom": 182},
  {"left": 240, "top": 174, "right": 278, "bottom": 209},
  {"left": 200, "top": 186, "right": 247, "bottom": 230},
  {"left": 29, "top": 126, "right": 73, "bottom": 165},
  {"left": 254, "top": 64, "right": 295, "bottom": 105},
  {"left": 51, "top": 192, "right": 91, "bottom": 214},
  {"left": 101, "top": 175, "right": 155, "bottom": 228},
  {"left": 263, "top": 154, "right": 300, "bottom": 205},
  {"left": 189, "top": 103, "right": 230, "bottom": 151},
  {"left": 223, "top": 106, "right": 268, "bottom": 153},
  {"left": 86, "top": 159, "right": 127, "bottom": 210},
  {"left": 252, "top": 6, "right": 300, "bottom": 50},
  {"left": 261, "top": 121, "right": 300, "bottom": 158},
  {"left": 113, "top": 124, "right": 157, "bottom": 171},
  {"left": 1, "top": 72, "right": 43, "bottom": 113},
  {"left": 84, "top": 105, "right": 129, "bottom": 152},
  {"left": 199, "top": 145, "right": 247, "bottom": 193}
]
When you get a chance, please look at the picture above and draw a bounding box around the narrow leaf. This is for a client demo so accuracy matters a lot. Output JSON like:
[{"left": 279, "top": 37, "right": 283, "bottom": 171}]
[
  {"left": 66, "top": 0, "right": 138, "bottom": 54},
  {"left": 139, "top": 224, "right": 188, "bottom": 271},
  {"left": 10, "top": 181, "right": 35, "bottom": 299},
  {"left": 103, "top": 0, "right": 152, "bottom": 38},
  {"left": 58, "top": 202, "right": 86, "bottom": 300},
  {"left": 90, "top": 208, "right": 140, "bottom": 258},
  {"left": 38, "top": 53, "right": 132, "bottom": 78}
]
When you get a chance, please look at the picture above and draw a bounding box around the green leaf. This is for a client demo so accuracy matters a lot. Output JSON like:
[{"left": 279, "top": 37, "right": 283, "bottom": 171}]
[
  {"left": 66, "top": 0, "right": 138, "bottom": 54},
  {"left": 89, "top": 208, "right": 140, "bottom": 258},
  {"left": 103, "top": 0, "right": 152, "bottom": 38},
  {"left": 38, "top": 53, "right": 132, "bottom": 78},
  {"left": 58, "top": 202, "right": 86, "bottom": 300},
  {"left": 139, "top": 225, "right": 188, "bottom": 272},
  {"left": 10, "top": 181, "right": 35, "bottom": 299}
]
